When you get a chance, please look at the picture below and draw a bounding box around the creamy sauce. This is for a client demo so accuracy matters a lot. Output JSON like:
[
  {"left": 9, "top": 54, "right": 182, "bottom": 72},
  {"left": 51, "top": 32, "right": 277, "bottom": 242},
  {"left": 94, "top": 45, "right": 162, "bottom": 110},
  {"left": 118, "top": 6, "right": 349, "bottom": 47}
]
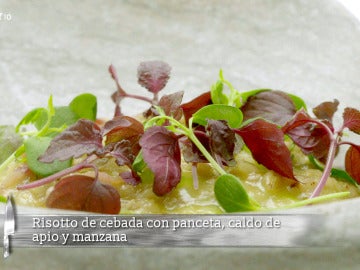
[{"left": 0, "top": 146, "right": 359, "bottom": 213}]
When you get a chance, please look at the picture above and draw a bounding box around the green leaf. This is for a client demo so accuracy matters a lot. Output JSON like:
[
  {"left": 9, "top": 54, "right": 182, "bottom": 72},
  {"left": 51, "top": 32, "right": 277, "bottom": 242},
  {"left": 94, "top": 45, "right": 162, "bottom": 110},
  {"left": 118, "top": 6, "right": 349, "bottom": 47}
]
[
  {"left": 48, "top": 95, "right": 56, "bottom": 116},
  {"left": 34, "top": 106, "right": 80, "bottom": 137},
  {"left": 211, "top": 80, "right": 229, "bottom": 105},
  {"left": 192, "top": 104, "right": 243, "bottom": 128},
  {"left": 0, "top": 126, "right": 23, "bottom": 164},
  {"left": 287, "top": 93, "right": 307, "bottom": 111},
  {"left": 16, "top": 108, "right": 47, "bottom": 132},
  {"left": 308, "top": 154, "right": 323, "bottom": 170},
  {"left": 16, "top": 96, "right": 56, "bottom": 133},
  {"left": 131, "top": 151, "right": 154, "bottom": 184},
  {"left": 24, "top": 136, "right": 72, "bottom": 177},
  {"left": 213, "top": 70, "right": 243, "bottom": 107},
  {"left": 132, "top": 151, "right": 146, "bottom": 173},
  {"left": 49, "top": 106, "right": 79, "bottom": 129},
  {"left": 69, "top": 93, "right": 97, "bottom": 121},
  {"left": 214, "top": 174, "right": 257, "bottom": 212},
  {"left": 17, "top": 94, "right": 97, "bottom": 136},
  {"left": 331, "top": 168, "right": 359, "bottom": 187}
]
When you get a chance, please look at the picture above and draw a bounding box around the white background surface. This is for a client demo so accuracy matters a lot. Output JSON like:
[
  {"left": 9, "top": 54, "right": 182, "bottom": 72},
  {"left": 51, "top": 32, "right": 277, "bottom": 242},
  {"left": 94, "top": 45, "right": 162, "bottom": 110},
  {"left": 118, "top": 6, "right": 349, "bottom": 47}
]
[
  {"left": 1, "top": 0, "right": 360, "bottom": 269},
  {"left": 1, "top": 0, "right": 360, "bottom": 125},
  {"left": 339, "top": 0, "right": 360, "bottom": 20}
]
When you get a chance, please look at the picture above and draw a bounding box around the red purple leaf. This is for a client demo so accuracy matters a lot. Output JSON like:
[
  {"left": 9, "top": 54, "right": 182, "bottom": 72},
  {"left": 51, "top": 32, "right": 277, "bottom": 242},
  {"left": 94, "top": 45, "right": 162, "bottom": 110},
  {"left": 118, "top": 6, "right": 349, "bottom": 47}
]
[
  {"left": 120, "top": 170, "right": 142, "bottom": 186},
  {"left": 343, "top": 107, "right": 360, "bottom": 134},
  {"left": 312, "top": 99, "right": 339, "bottom": 122},
  {"left": 107, "top": 140, "right": 141, "bottom": 186},
  {"left": 345, "top": 145, "right": 360, "bottom": 184},
  {"left": 46, "top": 175, "right": 120, "bottom": 214},
  {"left": 241, "top": 90, "right": 297, "bottom": 126},
  {"left": 139, "top": 126, "right": 181, "bottom": 196},
  {"left": 109, "top": 140, "right": 134, "bottom": 166},
  {"left": 235, "top": 119, "right": 296, "bottom": 180},
  {"left": 39, "top": 119, "right": 103, "bottom": 163},
  {"left": 103, "top": 116, "right": 144, "bottom": 155},
  {"left": 180, "top": 91, "right": 212, "bottom": 125},
  {"left": 158, "top": 91, "right": 184, "bottom": 120},
  {"left": 207, "top": 120, "right": 236, "bottom": 166},
  {"left": 179, "top": 128, "right": 210, "bottom": 163},
  {"left": 282, "top": 110, "right": 332, "bottom": 162},
  {"left": 103, "top": 116, "right": 144, "bottom": 140},
  {"left": 137, "top": 61, "right": 171, "bottom": 94},
  {"left": 144, "top": 91, "right": 184, "bottom": 120}
]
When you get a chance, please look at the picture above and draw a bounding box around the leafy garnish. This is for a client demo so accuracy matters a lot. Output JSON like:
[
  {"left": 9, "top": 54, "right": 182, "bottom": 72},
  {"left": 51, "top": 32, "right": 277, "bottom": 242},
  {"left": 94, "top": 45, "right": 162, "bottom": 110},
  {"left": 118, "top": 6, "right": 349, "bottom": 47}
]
[
  {"left": 331, "top": 168, "right": 360, "bottom": 187},
  {"left": 139, "top": 126, "right": 181, "bottom": 196},
  {"left": 120, "top": 170, "right": 142, "bottom": 186},
  {"left": 178, "top": 128, "right": 209, "bottom": 164},
  {"left": 143, "top": 111, "right": 259, "bottom": 211},
  {"left": 312, "top": 99, "right": 339, "bottom": 122},
  {"left": 343, "top": 107, "right": 360, "bottom": 134},
  {"left": 103, "top": 116, "right": 144, "bottom": 156},
  {"left": 25, "top": 137, "right": 71, "bottom": 177},
  {"left": 8, "top": 60, "right": 359, "bottom": 215},
  {"left": 0, "top": 94, "right": 97, "bottom": 178},
  {"left": 69, "top": 93, "right": 97, "bottom": 121},
  {"left": 17, "top": 94, "right": 97, "bottom": 135},
  {"left": 15, "top": 107, "right": 48, "bottom": 133},
  {"left": 137, "top": 60, "right": 171, "bottom": 95},
  {"left": 211, "top": 80, "right": 228, "bottom": 105},
  {"left": 283, "top": 103, "right": 360, "bottom": 198},
  {"left": 192, "top": 104, "right": 243, "bottom": 128},
  {"left": 0, "top": 63, "right": 233, "bottom": 215},
  {"left": 241, "top": 90, "right": 297, "bottom": 126},
  {"left": 180, "top": 91, "right": 212, "bottom": 125},
  {"left": 235, "top": 119, "right": 296, "bottom": 180},
  {"left": 144, "top": 91, "right": 184, "bottom": 120},
  {"left": 28, "top": 115, "right": 144, "bottom": 183},
  {"left": 345, "top": 145, "right": 360, "bottom": 184},
  {"left": 38, "top": 106, "right": 79, "bottom": 134},
  {"left": 39, "top": 119, "right": 103, "bottom": 162},
  {"left": 46, "top": 175, "right": 120, "bottom": 214},
  {"left": 210, "top": 70, "right": 242, "bottom": 107},
  {"left": 214, "top": 174, "right": 259, "bottom": 212},
  {"left": 207, "top": 120, "right": 237, "bottom": 167},
  {"left": 107, "top": 140, "right": 134, "bottom": 167},
  {"left": 282, "top": 109, "right": 331, "bottom": 162},
  {"left": 18, "top": 111, "right": 145, "bottom": 214},
  {"left": 157, "top": 91, "right": 184, "bottom": 120},
  {"left": 110, "top": 61, "right": 172, "bottom": 117}
]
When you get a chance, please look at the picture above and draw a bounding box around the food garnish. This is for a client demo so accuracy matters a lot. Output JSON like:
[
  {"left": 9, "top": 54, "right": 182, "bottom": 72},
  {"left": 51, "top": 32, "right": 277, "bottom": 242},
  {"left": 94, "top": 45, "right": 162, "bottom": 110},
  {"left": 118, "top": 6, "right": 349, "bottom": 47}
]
[{"left": 0, "top": 61, "right": 359, "bottom": 214}]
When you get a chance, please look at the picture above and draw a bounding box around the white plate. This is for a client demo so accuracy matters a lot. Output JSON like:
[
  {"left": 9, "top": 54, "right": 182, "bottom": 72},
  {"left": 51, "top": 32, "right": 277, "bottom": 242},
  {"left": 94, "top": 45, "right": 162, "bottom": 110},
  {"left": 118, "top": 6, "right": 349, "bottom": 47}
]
[{"left": 1, "top": 0, "right": 360, "bottom": 269}]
